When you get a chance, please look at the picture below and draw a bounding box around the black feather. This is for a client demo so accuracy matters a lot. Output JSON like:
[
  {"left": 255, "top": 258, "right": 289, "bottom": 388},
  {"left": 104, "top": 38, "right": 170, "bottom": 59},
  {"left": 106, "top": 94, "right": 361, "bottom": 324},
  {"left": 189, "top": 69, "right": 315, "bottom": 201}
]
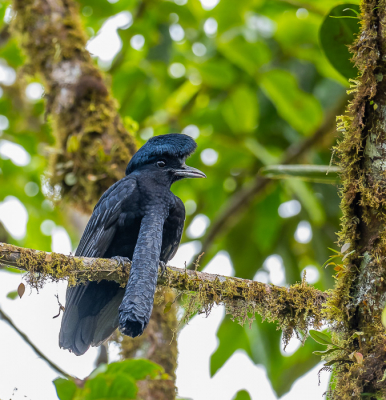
[
  {"left": 126, "top": 133, "right": 196, "bottom": 175},
  {"left": 59, "top": 133, "right": 199, "bottom": 355}
]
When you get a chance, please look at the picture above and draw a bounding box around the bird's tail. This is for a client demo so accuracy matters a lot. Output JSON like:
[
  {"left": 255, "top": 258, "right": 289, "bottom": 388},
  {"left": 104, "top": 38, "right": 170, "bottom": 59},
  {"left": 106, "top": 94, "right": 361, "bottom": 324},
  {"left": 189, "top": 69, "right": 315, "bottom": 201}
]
[
  {"left": 59, "top": 280, "right": 124, "bottom": 355},
  {"left": 118, "top": 212, "right": 165, "bottom": 337}
]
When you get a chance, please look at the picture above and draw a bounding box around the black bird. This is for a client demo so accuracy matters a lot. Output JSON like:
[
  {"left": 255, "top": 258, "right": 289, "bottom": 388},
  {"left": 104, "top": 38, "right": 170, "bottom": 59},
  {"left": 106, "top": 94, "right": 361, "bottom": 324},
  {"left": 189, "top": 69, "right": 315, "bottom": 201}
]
[{"left": 59, "top": 133, "right": 205, "bottom": 355}]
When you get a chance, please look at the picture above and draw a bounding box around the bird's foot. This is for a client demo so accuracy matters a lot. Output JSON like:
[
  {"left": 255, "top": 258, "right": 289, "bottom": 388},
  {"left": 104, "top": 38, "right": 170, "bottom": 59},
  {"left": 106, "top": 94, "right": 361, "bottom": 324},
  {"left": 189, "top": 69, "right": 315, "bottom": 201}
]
[
  {"left": 112, "top": 256, "right": 131, "bottom": 273},
  {"left": 159, "top": 261, "right": 168, "bottom": 278}
]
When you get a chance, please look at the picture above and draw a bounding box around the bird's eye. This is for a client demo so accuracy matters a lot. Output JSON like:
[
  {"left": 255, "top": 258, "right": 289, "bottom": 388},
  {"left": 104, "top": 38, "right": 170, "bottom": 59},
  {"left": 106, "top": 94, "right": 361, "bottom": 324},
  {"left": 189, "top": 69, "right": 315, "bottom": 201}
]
[{"left": 157, "top": 160, "right": 166, "bottom": 168}]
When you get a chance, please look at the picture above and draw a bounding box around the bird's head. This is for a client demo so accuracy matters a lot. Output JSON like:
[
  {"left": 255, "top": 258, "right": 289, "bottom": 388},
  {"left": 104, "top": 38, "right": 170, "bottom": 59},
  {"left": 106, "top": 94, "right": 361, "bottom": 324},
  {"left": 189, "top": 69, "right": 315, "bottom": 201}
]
[{"left": 126, "top": 133, "right": 206, "bottom": 185}]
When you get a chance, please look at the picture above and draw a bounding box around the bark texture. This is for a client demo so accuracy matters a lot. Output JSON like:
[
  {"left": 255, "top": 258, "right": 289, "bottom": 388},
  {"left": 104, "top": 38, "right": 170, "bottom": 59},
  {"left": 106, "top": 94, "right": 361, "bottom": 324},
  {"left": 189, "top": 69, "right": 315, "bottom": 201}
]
[{"left": 326, "top": 1, "right": 386, "bottom": 398}]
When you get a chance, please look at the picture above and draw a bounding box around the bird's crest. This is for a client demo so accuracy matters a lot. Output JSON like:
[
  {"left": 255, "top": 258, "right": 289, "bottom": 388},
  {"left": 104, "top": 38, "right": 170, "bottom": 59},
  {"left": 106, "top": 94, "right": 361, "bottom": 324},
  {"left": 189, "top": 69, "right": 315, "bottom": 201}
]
[{"left": 126, "top": 133, "right": 197, "bottom": 175}]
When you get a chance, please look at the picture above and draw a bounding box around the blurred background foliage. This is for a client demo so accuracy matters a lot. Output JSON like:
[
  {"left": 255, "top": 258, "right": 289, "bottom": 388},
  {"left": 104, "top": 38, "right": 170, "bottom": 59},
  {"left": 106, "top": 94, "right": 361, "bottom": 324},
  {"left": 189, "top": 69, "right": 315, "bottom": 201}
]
[{"left": 0, "top": 0, "right": 360, "bottom": 397}]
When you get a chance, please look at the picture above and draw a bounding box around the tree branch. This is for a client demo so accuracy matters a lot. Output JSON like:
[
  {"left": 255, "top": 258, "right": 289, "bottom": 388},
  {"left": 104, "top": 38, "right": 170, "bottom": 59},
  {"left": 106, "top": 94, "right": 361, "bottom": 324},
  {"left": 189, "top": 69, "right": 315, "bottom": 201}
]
[
  {"left": 0, "top": 242, "right": 327, "bottom": 344},
  {"left": 0, "top": 306, "right": 71, "bottom": 378}
]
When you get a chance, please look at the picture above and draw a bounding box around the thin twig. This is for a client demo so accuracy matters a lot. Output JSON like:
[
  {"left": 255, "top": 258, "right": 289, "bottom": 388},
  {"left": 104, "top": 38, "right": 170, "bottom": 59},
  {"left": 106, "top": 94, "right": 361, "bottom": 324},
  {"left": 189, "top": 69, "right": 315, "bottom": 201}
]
[
  {"left": 0, "top": 306, "right": 71, "bottom": 378},
  {"left": 53, "top": 294, "right": 65, "bottom": 319}
]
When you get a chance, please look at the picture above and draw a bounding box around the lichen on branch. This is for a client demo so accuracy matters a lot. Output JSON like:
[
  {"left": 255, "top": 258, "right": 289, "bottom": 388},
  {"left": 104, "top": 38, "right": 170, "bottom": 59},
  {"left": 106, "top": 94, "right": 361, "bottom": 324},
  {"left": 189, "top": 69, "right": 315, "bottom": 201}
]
[
  {"left": 0, "top": 242, "right": 326, "bottom": 346},
  {"left": 11, "top": 0, "right": 137, "bottom": 213}
]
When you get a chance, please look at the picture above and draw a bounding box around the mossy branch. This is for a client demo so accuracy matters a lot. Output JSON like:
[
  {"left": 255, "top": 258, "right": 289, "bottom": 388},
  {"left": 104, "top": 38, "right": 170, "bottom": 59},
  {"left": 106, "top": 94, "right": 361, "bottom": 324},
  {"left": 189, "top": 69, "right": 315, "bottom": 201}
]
[
  {"left": 11, "top": 0, "right": 137, "bottom": 213},
  {"left": 0, "top": 242, "right": 327, "bottom": 344}
]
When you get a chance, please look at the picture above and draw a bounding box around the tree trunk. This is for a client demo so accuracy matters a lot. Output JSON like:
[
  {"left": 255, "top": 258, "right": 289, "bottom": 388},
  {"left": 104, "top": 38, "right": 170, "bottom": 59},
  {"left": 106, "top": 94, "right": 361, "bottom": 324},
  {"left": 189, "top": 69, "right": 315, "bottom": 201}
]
[{"left": 327, "top": 1, "right": 386, "bottom": 398}]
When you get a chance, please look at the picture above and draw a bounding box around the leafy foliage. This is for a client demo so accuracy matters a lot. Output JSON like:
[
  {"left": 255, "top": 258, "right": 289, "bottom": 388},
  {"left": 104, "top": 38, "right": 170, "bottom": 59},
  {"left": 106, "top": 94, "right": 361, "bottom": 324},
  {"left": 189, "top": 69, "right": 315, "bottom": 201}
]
[
  {"left": 54, "top": 359, "right": 164, "bottom": 400},
  {"left": 232, "top": 390, "right": 252, "bottom": 400},
  {"left": 320, "top": 5, "right": 360, "bottom": 79}
]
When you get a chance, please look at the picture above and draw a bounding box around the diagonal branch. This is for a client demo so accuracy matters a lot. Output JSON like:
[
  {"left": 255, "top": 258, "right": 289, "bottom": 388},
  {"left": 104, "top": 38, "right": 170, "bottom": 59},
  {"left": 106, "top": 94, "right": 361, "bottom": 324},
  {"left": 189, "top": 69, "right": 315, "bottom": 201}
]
[
  {"left": 0, "top": 306, "right": 71, "bottom": 378},
  {"left": 201, "top": 99, "right": 346, "bottom": 259},
  {"left": 0, "top": 242, "right": 327, "bottom": 343}
]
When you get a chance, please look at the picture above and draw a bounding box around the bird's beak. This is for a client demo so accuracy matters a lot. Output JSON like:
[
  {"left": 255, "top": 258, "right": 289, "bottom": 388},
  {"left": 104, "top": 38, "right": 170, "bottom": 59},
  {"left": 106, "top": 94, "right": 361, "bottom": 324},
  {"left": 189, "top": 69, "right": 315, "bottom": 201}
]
[{"left": 174, "top": 164, "right": 206, "bottom": 179}]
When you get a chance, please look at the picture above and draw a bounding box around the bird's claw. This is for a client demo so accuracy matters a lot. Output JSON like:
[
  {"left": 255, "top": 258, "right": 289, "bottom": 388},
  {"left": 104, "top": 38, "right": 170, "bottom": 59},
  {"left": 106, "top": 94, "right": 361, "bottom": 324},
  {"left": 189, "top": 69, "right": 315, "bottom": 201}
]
[
  {"left": 112, "top": 256, "right": 131, "bottom": 273},
  {"left": 159, "top": 261, "right": 168, "bottom": 278}
]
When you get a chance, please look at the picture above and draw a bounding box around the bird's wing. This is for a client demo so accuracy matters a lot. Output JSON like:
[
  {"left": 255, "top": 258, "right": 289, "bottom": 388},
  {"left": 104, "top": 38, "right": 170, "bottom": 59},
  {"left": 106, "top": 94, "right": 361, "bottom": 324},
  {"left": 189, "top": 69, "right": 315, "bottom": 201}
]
[
  {"left": 60, "top": 177, "right": 136, "bottom": 355},
  {"left": 161, "top": 196, "right": 185, "bottom": 262},
  {"left": 75, "top": 177, "right": 136, "bottom": 258}
]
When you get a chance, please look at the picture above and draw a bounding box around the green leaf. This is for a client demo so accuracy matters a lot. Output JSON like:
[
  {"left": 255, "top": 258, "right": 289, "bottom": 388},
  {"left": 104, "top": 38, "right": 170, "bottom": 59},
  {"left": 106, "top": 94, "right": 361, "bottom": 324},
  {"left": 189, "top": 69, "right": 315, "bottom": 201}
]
[
  {"left": 319, "top": 4, "right": 360, "bottom": 79},
  {"left": 198, "top": 60, "right": 236, "bottom": 89},
  {"left": 166, "top": 81, "right": 200, "bottom": 115},
  {"left": 53, "top": 378, "right": 77, "bottom": 400},
  {"left": 309, "top": 330, "right": 333, "bottom": 346},
  {"left": 84, "top": 372, "right": 137, "bottom": 399},
  {"left": 259, "top": 70, "right": 323, "bottom": 136},
  {"left": 313, "top": 348, "right": 341, "bottom": 356},
  {"left": 107, "top": 359, "right": 163, "bottom": 381},
  {"left": 213, "top": 0, "right": 254, "bottom": 34},
  {"left": 273, "top": 8, "right": 348, "bottom": 85},
  {"left": 164, "top": 301, "right": 172, "bottom": 314},
  {"left": 53, "top": 360, "right": 163, "bottom": 400},
  {"left": 4, "top": 267, "right": 24, "bottom": 274},
  {"left": 232, "top": 390, "right": 252, "bottom": 400},
  {"left": 0, "top": 39, "right": 25, "bottom": 68},
  {"left": 222, "top": 85, "right": 258, "bottom": 133},
  {"left": 6, "top": 290, "right": 18, "bottom": 300},
  {"left": 328, "top": 247, "right": 341, "bottom": 255},
  {"left": 210, "top": 315, "right": 253, "bottom": 376},
  {"left": 260, "top": 165, "right": 340, "bottom": 184},
  {"left": 66, "top": 135, "right": 80, "bottom": 153},
  {"left": 217, "top": 36, "right": 271, "bottom": 75},
  {"left": 382, "top": 306, "right": 386, "bottom": 328}
]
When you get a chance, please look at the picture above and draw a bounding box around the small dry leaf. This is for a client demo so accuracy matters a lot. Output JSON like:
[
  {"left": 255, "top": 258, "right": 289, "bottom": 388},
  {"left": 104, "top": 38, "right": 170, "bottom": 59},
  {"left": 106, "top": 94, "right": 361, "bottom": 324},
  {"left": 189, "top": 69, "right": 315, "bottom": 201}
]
[
  {"left": 354, "top": 352, "right": 363, "bottom": 364},
  {"left": 45, "top": 253, "right": 52, "bottom": 262},
  {"left": 18, "top": 283, "right": 25, "bottom": 299}
]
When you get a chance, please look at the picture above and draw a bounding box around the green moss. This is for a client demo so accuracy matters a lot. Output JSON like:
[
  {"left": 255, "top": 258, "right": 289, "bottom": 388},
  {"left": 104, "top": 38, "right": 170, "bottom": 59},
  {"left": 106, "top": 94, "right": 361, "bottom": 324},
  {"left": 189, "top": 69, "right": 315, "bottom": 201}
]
[
  {"left": 2, "top": 242, "right": 325, "bottom": 353},
  {"left": 163, "top": 267, "right": 325, "bottom": 349},
  {"left": 11, "top": 0, "right": 137, "bottom": 213},
  {"left": 325, "top": 1, "right": 386, "bottom": 398}
]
